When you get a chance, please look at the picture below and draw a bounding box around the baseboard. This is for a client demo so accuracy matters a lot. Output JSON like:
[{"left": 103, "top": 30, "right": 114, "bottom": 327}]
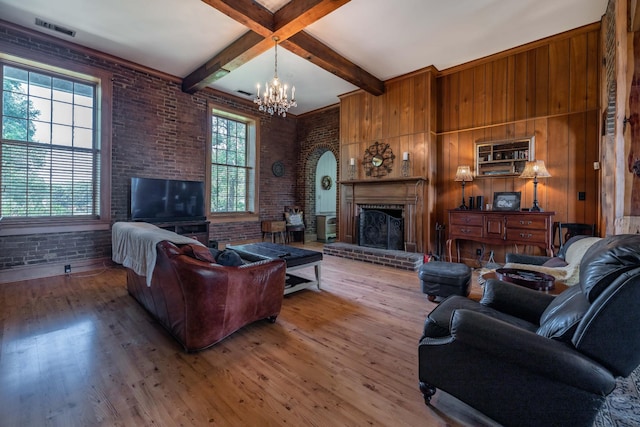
[{"left": 0, "top": 257, "right": 114, "bottom": 284}]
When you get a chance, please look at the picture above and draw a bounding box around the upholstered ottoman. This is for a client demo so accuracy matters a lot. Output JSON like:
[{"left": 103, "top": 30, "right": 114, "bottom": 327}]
[{"left": 418, "top": 261, "right": 471, "bottom": 302}]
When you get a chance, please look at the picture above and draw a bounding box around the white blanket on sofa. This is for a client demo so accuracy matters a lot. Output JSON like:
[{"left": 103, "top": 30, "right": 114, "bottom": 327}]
[
  {"left": 112, "top": 221, "right": 205, "bottom": 286},
  {"left": 504, "top": 237, "right": 601, "bottom": 286}
]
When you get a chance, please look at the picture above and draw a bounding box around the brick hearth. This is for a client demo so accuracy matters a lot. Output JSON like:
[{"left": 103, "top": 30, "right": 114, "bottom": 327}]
[{"left": 323, "top": 242, "right": 423, "bottom": 271}]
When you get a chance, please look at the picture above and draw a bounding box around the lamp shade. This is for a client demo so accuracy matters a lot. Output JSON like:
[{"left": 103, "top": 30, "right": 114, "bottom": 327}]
[
  {"left": 454, "top": 165, "right": 474, "bottom": 182},
  {"left": 519, "top": 160, "right": 551, "bottom": 179}
]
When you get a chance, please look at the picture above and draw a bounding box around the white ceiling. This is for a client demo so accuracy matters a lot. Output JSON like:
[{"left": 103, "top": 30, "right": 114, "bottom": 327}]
[{"left": 0, "top": 0, "right": 608, "bottom": 115}]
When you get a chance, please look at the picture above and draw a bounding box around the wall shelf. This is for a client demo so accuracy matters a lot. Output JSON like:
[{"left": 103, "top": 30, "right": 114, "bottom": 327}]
[{"left": 475, "top": 136, "right": 535, "bottom": 177}]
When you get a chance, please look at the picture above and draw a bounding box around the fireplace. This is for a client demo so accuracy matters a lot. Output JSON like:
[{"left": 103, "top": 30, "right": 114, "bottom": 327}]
[
  {"left": 358, "top": 205, "right": 404, "bottom": 250},
  {"left": 340, "top": 177, "right": 427, "bottom": 253}
]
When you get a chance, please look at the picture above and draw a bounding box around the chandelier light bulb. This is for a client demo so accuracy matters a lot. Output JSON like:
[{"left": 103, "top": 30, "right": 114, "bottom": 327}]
[{"left": 254, "top": 37, "right": 297, "bottom": 117}]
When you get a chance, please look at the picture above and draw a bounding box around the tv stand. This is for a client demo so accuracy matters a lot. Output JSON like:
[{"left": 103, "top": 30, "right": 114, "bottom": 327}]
[{"left": 154, "top": 220, "right": 210, "bottom": 246}]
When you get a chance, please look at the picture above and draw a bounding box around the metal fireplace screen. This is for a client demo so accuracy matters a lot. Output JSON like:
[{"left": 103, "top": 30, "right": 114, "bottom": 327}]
[{"left": 358, "top": 208, "right": 404, "bottom": 250}]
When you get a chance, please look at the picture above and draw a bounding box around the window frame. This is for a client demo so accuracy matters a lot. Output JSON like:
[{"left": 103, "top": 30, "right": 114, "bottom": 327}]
[
  {"left": 0, "top": 48, "right": 112, "bottom": 236},
  {"left": 206, "top": 103, "right": 260, "bottom": 223}
]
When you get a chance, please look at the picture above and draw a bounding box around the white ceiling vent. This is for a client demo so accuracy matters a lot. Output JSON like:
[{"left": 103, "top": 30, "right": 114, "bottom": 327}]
[{"left": 35, "top": 18, "right": 76, "bottom": 37}]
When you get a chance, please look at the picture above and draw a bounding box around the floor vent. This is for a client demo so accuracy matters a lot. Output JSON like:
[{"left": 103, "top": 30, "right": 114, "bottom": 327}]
[{"left": 35, "top": 18, "right": 76, "bottom": 37}]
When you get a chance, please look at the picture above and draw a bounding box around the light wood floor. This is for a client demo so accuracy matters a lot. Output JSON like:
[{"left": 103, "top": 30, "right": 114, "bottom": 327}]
[{"left": 0, "top": 243, "right": 497, "bottom": 427}]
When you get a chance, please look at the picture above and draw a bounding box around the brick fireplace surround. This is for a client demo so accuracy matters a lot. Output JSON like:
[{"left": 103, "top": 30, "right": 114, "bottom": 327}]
[{"left": 324, "top": 242, "right": 423, "bottom": 271}]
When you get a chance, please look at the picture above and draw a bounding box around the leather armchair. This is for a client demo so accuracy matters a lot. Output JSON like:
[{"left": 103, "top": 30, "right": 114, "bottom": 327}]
[
  {"left": 126, "top": 241, "right": 286, "bottom": 352},
  {"left": 418, "top": 234, "right": 640, "bottom": 427}
]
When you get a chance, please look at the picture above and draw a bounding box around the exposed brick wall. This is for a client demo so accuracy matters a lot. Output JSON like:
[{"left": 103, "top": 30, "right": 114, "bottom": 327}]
[
  {"left": 296, "top": 107, "right": 340, "bottom": 233},
  {"left": 0, "top": 22, "right": 298, "bottom": 270},
  {"left": 258, "top": 114, "right": 299, "bottom": 222},
  {"left": 604, "top": 0, "right": 616, "bottom": 137},
  {"left": 1, "top": 230, "right": 111, "bottom": 269}
]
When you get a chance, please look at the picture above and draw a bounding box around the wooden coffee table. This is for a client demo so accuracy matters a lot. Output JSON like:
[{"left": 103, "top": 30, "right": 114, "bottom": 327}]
[{"left": 481, "top": 269, "right": 567, "bottom": 294}]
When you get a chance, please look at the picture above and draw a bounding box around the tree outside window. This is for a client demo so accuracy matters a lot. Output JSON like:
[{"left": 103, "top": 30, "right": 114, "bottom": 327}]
[
  {"left": 209, "top": 111, "right": 256, "bottom": 214},
  {"left": 1, "top": 64, "right": 99, "bottom": 218}
]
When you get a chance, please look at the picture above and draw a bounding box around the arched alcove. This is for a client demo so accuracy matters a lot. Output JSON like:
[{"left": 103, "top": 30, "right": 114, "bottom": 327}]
[{"left": 301, "top": 144, "right": 339, "bottom": 237}]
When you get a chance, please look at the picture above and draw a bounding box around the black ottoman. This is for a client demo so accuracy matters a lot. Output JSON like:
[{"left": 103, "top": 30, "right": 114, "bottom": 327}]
[{"left": 418, "top": 261, "right": 472, "bottom": 302}]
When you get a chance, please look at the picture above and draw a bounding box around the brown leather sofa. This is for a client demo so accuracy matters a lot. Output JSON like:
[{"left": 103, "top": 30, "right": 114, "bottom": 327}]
[{"left": 126, "top": 241, "right": 286, "bottom": 352}]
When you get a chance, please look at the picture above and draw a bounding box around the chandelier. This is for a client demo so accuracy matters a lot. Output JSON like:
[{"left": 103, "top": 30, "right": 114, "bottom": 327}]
[{"left": 254, "top": 37, "right": 297, "bottom": 117}]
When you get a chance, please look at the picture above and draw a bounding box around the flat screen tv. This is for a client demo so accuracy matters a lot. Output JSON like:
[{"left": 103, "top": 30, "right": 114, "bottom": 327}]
[{"left": 130, "top": 177, "right": 206, "bottom": 222}]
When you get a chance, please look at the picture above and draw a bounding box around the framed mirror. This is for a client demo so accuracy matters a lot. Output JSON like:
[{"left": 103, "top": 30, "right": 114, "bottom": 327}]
[{"left": 363, "top": 141, "right": 395, "bottom": 177}]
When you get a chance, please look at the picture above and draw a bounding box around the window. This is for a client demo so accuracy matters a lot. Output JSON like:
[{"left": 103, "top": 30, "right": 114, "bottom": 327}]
[
  {"left": 2, "top": 64, "right": 98, "bottom": 217},
  {"left": 208, "top": 107, "right": 257, "bottom": 216},
  {"left": 0, "top": 54, "right": 111, "bottom": 234}
]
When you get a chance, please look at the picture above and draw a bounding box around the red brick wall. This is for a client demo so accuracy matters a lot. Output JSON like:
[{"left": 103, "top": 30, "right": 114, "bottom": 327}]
[
  {"left": 296, "top": 107, "right": 340, "bottom": 233},
  {"left": 257, "top": 113, "right": 299, "bottom": 222},
  {"left": 0, "top": 22, "right": 297, "bottom": 271}
]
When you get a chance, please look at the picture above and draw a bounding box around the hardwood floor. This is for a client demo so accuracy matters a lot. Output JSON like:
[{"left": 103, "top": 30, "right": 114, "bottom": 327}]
[{"left": 0, "top": 243, "right": 497, "bottom": 426}]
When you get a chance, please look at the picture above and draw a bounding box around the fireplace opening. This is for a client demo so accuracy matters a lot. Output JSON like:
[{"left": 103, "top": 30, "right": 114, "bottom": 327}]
[{"left": 358, "top": 206, "right": 404, "bottom": 250}]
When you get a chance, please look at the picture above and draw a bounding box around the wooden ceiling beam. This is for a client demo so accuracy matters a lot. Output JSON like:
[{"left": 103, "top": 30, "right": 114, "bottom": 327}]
[
  {"left": 182, "top": 31, "right": 265, "bottom": 93},
  {"left": 185, "top": 0, "right": 384, "bottom": 96},
  {"left": 185, "top": 0, "right": 347, "bottom": 93},
  {"left": 200, "top": 0, "right": 273, "bottom": 35},
  {"left": 273, "top": 0, "right": 349, "bottom": 34},
  {"left": 282, "top": 32, "right": 385, "bottom": 96}
]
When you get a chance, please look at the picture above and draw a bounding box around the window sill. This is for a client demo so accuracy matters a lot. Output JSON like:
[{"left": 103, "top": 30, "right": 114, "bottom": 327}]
[
  {"left": 0, "top": 218, "right": 111, "bottom": 236},
  {"left": 208, "top": 212, "right": 260, "bottom": 223}
]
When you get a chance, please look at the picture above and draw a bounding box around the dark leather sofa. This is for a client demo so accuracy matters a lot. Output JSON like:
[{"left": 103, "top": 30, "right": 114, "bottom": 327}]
[
  {"left": 126, "top": 241, "right": 286, "bottom": 352},
  {"left": 418, "top": 234, "right": 640, "bottom": 427}
]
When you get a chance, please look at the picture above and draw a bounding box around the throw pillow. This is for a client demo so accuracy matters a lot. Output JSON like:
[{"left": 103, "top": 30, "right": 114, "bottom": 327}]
[
  {"left": 208, "top": 248, "right": 220, "bottom": 260},
  {"left": 181, "top": 243, "right": 216, "bottom": 263},
  {"left": 285, "top": 212, "right": 304, "bottom": 226},
  {"left": 215, "top": 249, "right": 244, "bottom": 267},
  {"left": 542, "top": 257, "right": 568, "bottom": 268}
]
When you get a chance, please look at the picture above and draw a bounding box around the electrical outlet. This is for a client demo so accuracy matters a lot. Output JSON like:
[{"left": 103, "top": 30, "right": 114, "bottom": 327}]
[
  {"left": 64, "top": 264, "right": 71, "bottom": 274},
  {"left": 476, "top": 248, "right": 482, "bottom": 256}
]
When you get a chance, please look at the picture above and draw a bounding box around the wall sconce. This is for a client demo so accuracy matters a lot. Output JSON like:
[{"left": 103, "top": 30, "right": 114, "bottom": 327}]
[
  {"left": 519, "top": 160, "right": 551, "bottom": 211},
  {"left": 348, "top": 157, "right": 356, "bottom": 180},
  {"left": 402, "top": 152, "right": 410, "bottom": 177},
  {"left": 454, "top": 165, "right": 474, "bottom": 210}
]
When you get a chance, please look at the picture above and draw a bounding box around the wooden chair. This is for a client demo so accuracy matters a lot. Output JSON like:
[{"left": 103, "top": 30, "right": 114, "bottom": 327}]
[
  {"left": 553, "top": 222, "right": 596, "bottom": 255},
  {"left": 284, "top": 206, "right": 305, "bottom": 244}
]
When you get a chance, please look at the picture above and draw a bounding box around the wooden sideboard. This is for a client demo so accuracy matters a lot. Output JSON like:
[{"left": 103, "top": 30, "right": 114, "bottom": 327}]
[{"left": 447, "top": 209, "right": 554, "bottom": 262}]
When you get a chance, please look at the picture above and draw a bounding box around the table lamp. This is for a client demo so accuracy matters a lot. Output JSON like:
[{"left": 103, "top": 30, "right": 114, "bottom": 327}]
[
  {"left": 454, "top": 165, "right": 474, "bottom": 210},
  {"left": 519, "top": 160, "right": 551, "bottom": 211}
]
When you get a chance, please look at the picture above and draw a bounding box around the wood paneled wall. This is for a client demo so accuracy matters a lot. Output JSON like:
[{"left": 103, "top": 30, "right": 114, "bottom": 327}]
[
  {"left": 339, "top": 68, "right": 437, "bottom": 252},
  {"left": 436, "top": 24, "right": 601, "bottom": 261}
]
